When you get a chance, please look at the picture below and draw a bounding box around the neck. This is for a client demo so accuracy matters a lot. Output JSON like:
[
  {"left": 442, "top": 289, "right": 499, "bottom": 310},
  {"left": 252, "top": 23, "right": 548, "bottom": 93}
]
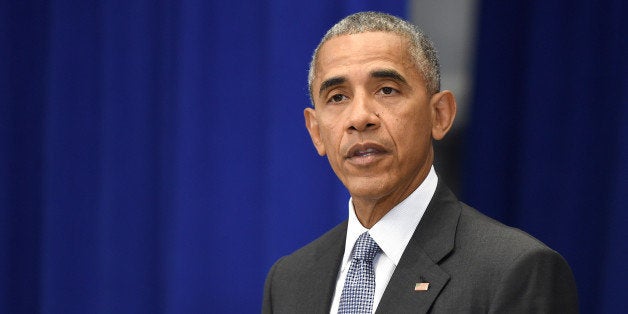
[
  {"left": 353, "top": 202, "right": 389, "bottom": 228},
  {"left": 352, "top": 164, "right": 432, "bottom": 229}
]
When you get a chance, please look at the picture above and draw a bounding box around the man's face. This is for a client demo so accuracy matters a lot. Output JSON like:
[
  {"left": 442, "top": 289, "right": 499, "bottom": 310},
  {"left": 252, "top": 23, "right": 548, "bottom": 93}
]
[{"left": 305, "top": 31, "right": 442, "bottom": 208}]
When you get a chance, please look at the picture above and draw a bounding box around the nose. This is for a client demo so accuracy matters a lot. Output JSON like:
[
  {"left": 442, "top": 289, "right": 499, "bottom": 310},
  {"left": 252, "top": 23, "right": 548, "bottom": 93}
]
[{"left": 346, "top": 92, "right": 380, "bottom": 132}]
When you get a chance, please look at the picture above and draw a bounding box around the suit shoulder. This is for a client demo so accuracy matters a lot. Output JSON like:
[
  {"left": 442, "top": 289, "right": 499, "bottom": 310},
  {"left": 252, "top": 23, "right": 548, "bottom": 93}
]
[
  {"left": 435, "top": 203, "right": 579, "bottom": 312},
  {"left": 457, "top": 203, "right": 554, "bottom": 256},
  {"left": 263, "top": 222, "right": 346, "bottom": 313},
  {"left": 447, "top": 202, "right": 578, "bottom": 285}
]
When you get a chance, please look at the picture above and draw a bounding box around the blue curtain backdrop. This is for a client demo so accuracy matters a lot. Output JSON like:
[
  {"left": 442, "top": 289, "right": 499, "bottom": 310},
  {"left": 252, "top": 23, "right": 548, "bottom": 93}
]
[
  {"left": 2, "top": 0, "right": 627, "bottom": 313},
  {"left": 465, "top": 1, "right": 627, "bottom": 313},
  {"left": 0, "top": 1, "right": 405, "bottom": 313}
]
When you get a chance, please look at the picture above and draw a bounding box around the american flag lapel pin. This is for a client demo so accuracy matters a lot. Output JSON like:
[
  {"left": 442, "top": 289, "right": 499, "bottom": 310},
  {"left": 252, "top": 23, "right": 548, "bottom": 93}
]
[
  {"left": 414, "top": 276, "right": 429, "bottom": 291},
  {"left": 414, "top": 282, "right": 430, "bottom": 291}
]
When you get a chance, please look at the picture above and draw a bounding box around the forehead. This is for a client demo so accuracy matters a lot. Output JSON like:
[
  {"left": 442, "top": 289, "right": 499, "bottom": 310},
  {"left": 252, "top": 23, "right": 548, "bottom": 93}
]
[{"left": 315, "top": 32, "right": 418, "bottom": 84}]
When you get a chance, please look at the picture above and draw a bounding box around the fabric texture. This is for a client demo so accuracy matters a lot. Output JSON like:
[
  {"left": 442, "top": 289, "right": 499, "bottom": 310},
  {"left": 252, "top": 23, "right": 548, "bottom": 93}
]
[
  {"left": 338, "top": 232, "right": 381, "bottom": 314},
  {"left": 262, "top": 180, "right": 579, "bottom": 313}
]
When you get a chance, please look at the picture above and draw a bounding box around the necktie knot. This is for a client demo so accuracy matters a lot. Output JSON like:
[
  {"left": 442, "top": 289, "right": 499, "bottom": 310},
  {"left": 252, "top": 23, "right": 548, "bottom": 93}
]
[{"left": 352, "top": 232, "right": 380, "bottom": 262}]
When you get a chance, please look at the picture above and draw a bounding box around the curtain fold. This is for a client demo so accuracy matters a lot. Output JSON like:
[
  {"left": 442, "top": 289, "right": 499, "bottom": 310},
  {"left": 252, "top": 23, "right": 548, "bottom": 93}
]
[
  {"left": 4, "top": 0, "right": 625, "bottom": 313},
  {"left": 466, "top": 1, "right": 627, "bottom": 313},
  {"left": 1, "top": 1, "right": 406, "bottom": 313}
]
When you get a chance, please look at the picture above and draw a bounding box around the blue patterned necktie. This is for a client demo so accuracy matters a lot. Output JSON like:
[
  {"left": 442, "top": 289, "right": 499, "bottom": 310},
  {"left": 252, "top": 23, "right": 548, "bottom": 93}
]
[{"left": 338, "top": 232, "right": 381, "bottom": 314}]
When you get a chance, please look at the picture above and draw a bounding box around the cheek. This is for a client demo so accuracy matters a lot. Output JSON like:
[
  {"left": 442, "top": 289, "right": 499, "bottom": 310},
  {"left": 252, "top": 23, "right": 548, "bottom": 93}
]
[
  {"left": 320, "top": 118, "right": 342, "bottom": 138},
  {"left": 391, "top": 113, "right": 432, "bottom": 152},
  {"left": 319, "top": 123, "right": 343, "bottom": 153}
]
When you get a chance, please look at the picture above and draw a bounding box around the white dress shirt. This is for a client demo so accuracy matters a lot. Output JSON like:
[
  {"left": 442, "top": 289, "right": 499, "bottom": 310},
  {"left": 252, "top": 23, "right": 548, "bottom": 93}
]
[{"left": 329, "top": 166, "right": 438, "bottom": 313}]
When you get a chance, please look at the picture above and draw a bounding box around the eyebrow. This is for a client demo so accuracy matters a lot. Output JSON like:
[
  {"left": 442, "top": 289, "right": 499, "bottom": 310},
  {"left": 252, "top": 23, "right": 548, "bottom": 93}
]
[
  {"left": 318, "top": 76, "right": 346, "bottom": 97},
  {"left": 370, "top": 69, "right": 408, "bottom": 84},
  {"left": 317, "top": 69, "right": 408, "bottom": 97}
]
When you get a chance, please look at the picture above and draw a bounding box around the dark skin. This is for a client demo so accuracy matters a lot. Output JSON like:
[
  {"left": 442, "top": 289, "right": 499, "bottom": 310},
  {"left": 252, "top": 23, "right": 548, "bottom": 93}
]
[{"left": 305, "top": 32, "right": 456, "bottom": 228}]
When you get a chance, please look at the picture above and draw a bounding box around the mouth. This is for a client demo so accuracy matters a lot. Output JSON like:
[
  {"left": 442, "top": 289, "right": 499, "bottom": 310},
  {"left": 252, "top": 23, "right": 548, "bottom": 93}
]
[{"left": 346, "top": 143, "right": 389, "bottom": 164}]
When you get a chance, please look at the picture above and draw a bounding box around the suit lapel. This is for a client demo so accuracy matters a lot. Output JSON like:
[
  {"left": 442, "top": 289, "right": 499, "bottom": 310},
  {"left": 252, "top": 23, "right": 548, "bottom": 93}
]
[
  {"left": 297, "top": 221, "right": 347, "bottom": 313},
  {"left": 376, "top": 181, "right": 461, "bottom": 313}
]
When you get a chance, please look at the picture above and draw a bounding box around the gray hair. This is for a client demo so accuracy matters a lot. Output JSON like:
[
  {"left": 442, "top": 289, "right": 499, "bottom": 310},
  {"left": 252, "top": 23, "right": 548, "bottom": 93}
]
[{"left": 308, "top": 11, "right": 441, "bottom": 101}]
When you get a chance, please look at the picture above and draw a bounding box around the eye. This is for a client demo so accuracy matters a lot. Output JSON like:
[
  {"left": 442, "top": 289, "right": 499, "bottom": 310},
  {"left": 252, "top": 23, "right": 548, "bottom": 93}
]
[
  {"left": 379, "top": 87, "right": 398, "bottom": 95},
  {"left": 328, "top": 93, "right": 348, "bottom": 103}
]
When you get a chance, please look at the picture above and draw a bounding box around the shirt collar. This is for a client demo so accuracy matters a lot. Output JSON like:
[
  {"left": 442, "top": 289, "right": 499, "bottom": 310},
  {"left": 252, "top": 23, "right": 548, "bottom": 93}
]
[{"left": 342, "top": 166, "right": 438, "bottom": 268}]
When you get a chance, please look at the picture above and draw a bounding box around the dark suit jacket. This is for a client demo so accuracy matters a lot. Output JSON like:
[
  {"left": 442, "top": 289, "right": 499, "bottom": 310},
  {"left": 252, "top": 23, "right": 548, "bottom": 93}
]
[{"left": 263, "top": 181, "right": 579, "bottom": 313}]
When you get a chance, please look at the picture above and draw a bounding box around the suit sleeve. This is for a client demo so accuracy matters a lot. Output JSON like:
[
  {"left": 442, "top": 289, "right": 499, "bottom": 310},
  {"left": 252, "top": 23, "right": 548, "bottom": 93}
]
[
  {"left": 262, "top": 262, "right": 277, "bottom": 314},
  {"left": 489, "top": 247, "right": 579, "bottom": 313},
  {"left": 262, "top": 257, "right": 284, "bottom": 314}
]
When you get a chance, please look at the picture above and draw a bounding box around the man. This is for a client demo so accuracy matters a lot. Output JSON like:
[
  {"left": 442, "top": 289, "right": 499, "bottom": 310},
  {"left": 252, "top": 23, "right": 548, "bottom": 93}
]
[{"left": 263, "top": 11, "right": 578, "bottom": 313}]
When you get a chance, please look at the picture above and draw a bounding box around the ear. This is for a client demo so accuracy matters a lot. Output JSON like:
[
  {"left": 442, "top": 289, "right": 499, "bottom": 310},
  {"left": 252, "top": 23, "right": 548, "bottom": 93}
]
[
  {"left": 430, "top": 90, "right": 457, "bottom": 140},
  {"left": 304, "top": 107, "right": 327, "bottom": 156}
]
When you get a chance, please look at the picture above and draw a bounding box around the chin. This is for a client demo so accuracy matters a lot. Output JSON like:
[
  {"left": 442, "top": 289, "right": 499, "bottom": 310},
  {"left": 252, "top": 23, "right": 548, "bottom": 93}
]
[{"left": 344, "top": 179, "right": 389, "bottom": 200}]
